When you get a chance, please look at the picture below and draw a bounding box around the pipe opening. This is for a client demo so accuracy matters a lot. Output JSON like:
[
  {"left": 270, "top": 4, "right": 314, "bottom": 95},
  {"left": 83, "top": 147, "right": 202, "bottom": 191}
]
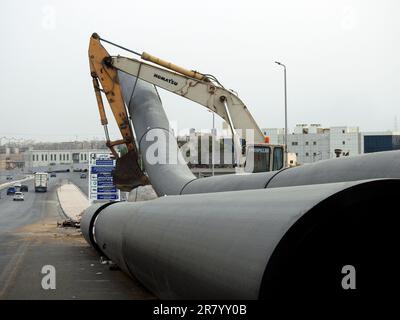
[{"left": 259, "top": 179, "right": 398, "bottom": 301}]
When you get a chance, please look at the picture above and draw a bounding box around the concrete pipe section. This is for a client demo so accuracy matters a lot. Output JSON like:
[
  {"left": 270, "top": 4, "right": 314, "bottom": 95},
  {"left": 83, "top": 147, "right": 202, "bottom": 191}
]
[{"left": 81, "top": 179, "right": 398, "bottom": 299}]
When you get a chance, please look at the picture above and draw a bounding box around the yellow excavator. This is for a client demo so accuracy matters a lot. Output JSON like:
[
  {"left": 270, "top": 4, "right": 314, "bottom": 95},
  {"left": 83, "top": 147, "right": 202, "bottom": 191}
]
[{"left": 88, "top": 33, "right": 285, "bottom": 191}]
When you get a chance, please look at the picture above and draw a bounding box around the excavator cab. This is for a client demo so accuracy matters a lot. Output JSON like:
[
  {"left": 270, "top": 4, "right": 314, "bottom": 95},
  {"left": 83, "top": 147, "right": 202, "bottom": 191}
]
[{"left": 244, "top": 144, "right": 285, "bottom": 173}]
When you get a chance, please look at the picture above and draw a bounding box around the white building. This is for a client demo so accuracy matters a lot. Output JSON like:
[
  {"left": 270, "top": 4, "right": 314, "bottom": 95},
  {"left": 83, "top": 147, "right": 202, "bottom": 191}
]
[
  {"left": 289, "top": 125, "right": 331, "bottom": 164},
  {"left": 329, "top": 126, "right": 361, "bottom": 158},
  {"left": 262, "top": 124, "right": 362, "bottom": 165},
  {"left": 24, "top": 149, "right": 109, "bottom": 170}
]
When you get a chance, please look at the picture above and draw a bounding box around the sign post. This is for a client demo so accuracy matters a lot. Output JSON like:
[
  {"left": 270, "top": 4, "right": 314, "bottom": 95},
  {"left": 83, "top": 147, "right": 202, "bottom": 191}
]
[{"left": 88, "top": 152, "right": 120, "bottom": 204}]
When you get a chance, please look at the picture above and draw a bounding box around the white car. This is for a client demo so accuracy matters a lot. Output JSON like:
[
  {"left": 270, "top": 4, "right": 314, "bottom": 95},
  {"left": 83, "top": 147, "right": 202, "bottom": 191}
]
[{"left": 13, "top": 192, "right": 24, "bottom": 201}]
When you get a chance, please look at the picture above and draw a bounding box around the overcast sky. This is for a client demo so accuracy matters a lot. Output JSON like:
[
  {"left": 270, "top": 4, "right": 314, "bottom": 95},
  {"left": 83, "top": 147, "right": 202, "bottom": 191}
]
[{"left": 0, "top": 0, "right": 399, "bottom": 142}]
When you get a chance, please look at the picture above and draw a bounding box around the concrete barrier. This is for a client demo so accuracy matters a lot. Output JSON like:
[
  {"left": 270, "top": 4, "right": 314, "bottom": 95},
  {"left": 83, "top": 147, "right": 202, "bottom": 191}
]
[{"left": 57, "top": 182, "right": 89, "bottom": 221}]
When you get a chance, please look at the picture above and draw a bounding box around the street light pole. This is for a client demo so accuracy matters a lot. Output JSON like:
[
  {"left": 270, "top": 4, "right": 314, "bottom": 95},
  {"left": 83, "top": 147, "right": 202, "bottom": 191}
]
[
  {"left": 212, "top": 111, "right": 215, "bottom": 176},
  {"left": 275, "top": 61, "right": 288, "bottom": 166}
]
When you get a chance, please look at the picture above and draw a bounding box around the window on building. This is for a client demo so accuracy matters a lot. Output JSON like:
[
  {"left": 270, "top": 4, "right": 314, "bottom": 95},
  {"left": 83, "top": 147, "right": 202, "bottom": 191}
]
[
  {"left": 84, "top": 153, "right": 87, "bottom": 161},
  {"left": 291, "top": 142, "right": 298, "bottom": 146},
  {"left": 296, "top": 153, "right": 298, "bottom": 156},
  {"left": 59, "top": 154, "right": 62, "bottom": 161},
  {"left": 313, "top": 152, "right": 317, "bottom": 156},
  {"left": 313, "top": 141, "right": 316, "bottom": 145},
  {"left": 342, "top": 130, "right": 345, "bottom": 134},
  {"left": 305, "top": 141, "right": 309, "bottom": 146},
  {"left": 41, "top": 154, "right": 44, "bottom": 161},
  {"left": 66, "top": 154, "right": 69, "bottom": 161},
  {"left": 36, "top": 155, "right": 39, "bottom": 161},
  {"left": 32, "top": 155, "right": 35, "bottom": 161},
  {"left": 342, "top": 141, "right": 345, "bottom": 145},
  {"left": 45, "top": 154, "right": 47, "bottom": 161},
  {"left": 306, "top": 152, "right": 309, "bottom": 156}
]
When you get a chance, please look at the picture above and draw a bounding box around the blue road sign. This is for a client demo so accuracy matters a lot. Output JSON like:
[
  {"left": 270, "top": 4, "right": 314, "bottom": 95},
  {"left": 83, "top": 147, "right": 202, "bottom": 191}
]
[
  {"left": 89, "top": 152, "right": 120, "bottom": 202},
  {"left": 96, "top": 172, "right": 112, "bottom": 178},
  {"left": 97, "top": 186, "right": 117, "bottom": 193},
  {"left": 97, "top": 176, "right": 114, "bottom": 182},
  {"left": 97, "top": 181, "right": 115, "bottom": 187},
  {"left": 95, "top": 159, "right": 115, "bottom": 166},
  {"left": 91, "top": 166, "right": 114, "bottom": 174},
  {"left": 97, "top": 194, "right": 119, "bottom": 200}
]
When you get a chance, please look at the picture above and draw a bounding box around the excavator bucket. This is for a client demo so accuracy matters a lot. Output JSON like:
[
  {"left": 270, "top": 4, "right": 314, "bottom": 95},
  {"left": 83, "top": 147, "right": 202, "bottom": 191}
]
[{"left": 112, "top": 150, "right": 149, "bottom": 192}]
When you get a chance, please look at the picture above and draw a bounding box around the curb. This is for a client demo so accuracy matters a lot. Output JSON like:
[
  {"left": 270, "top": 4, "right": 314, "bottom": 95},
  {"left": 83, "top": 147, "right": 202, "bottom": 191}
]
[{"left": 56, "top": 184, "right": 70, "bottom": 220}]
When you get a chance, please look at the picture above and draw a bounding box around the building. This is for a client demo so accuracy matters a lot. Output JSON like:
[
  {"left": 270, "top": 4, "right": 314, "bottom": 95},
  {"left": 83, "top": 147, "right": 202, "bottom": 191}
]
[
  {"left": 24, "top": 149, "right": 108, "bottom": 171},
  {"left": 0, "top": 154, "right": 25, "bottom": 170},
  {"left": 361, "top": 131, "right": 400, "bottom": 153},
  {"left": 289, "top": 124, "right": 331, "bottom": 164},
  {"left": 0, "top": 146, "right": 26, "bottom": 170},
  {"left": 329, "top": 126, "right": 361, "bottom": 158},
  {"left": 262, "top": 124, "right": 361, "bottom": 165},
  {"left": 262, "top": 128, "right": 285, "bottom": 145}
]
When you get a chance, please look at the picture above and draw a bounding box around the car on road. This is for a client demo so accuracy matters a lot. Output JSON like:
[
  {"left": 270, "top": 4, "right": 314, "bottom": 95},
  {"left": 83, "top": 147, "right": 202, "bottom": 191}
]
[
  {"left": 50, "top": 173, "right": 57, "bottom": 177},
  {"left": 20, "top": 185, "right": 29, "bottom": 192},
  {"left": 13, "top": 192, "right": 24, "bottom": 201},
  {"left": 80, "top": 173, "right": 87, "bottom": 179},
  {"left": 7, "top": 187, "right": 16, "bottom": 195},
  {"left": 13, "top": 183, "right": 22, "bottom": 189}
]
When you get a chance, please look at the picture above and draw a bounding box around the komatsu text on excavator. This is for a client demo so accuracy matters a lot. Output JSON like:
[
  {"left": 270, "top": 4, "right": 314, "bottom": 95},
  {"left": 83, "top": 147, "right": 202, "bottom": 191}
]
[{"left": 89, "top": 33, "right": 285, "bottom": 191}]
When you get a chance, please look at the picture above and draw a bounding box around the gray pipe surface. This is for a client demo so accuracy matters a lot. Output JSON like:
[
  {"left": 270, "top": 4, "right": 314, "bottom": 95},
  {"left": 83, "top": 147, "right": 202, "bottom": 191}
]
[{"left": 81, "top": 179, "right": 399, "bottom": 299}]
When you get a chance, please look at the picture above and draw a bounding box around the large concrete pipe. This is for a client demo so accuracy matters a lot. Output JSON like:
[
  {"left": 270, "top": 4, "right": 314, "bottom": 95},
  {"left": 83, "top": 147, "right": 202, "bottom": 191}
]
[
  {"left": 117, "top": 71, "right": 400, "bottom": 197},
  {"left": 81, "top": 179, "right": 398, "bottom": 299},
  {"left": 118, "top": 71, "right": 195, "bottom": 196}
]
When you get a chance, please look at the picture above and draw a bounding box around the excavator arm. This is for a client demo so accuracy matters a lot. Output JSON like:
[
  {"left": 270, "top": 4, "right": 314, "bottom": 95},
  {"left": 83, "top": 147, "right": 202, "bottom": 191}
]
[{"left": 88, "top": 33, "right": 149, "bottom": 190}]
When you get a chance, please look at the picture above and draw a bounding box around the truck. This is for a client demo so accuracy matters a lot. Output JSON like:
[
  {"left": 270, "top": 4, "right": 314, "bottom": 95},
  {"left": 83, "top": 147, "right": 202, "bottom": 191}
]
[{"left": 34, "top": 172, "right": 48, "bottom": 192}]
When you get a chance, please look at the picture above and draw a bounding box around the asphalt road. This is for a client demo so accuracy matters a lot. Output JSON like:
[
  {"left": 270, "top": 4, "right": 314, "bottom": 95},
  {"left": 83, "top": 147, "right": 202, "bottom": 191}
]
[{"left": 0, "top": 172, "right": 154, "bottom": 299}]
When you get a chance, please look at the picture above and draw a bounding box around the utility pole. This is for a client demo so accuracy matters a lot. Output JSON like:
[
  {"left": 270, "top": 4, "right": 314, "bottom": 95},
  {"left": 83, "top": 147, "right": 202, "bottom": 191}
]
[{"left": 275, "top": 61, "right": 288, "bottom": 165}]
